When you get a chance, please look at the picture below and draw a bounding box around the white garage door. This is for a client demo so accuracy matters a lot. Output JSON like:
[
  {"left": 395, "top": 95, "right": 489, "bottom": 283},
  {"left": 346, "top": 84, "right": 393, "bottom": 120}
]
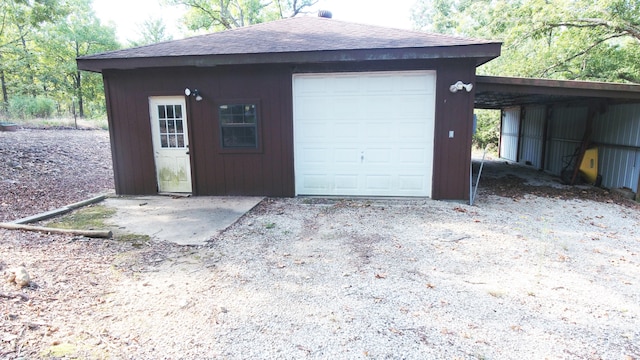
[{"left": 293, "top": 71, "right": 436, "bottom": 197}]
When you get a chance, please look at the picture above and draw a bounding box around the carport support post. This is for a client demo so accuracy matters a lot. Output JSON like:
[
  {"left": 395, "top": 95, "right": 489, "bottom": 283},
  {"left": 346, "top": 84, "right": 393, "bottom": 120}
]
[
  {"left": 570, "top": 105, "right": 596, "bottom": 185},
  {"left": 516, "top": 107, "right": 525, "bottom": 163},
  {"left": 540, "top": 105, "right": 552, "bottom": 170}
]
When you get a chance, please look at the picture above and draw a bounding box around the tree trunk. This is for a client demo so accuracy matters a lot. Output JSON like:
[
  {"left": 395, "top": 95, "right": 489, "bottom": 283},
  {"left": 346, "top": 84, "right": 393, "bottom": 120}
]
[
  {"left": 75, "top": 42, "right": 84, "bottom": 118},
  {"left": 76, "top": 70, "right": 84, "bottom": 118},
  {"left": 17, "top": 25, "right": 36, "bottom": 96},
  {"left": 0, "top": 69, "right": 7, "bottom": 114},
  {"left": 0, "top": 222, "right": 112, "bottom": 238}
]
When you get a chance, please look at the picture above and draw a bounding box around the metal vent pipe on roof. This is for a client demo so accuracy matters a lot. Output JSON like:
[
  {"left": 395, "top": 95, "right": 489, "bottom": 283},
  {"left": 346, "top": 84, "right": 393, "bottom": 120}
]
[{"left": 318, "top": 10, "right": 332, "bottom": 18}]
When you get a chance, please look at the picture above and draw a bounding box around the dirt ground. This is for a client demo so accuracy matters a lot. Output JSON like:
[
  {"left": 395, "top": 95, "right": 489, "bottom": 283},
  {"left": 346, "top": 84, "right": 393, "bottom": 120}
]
[{"left": 1, "top": 129, "right": 639, "bottom": 359}]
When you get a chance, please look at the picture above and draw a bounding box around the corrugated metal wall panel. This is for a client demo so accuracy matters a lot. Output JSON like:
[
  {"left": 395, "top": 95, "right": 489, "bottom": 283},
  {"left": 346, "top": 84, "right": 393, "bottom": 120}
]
[
  {"left": 545, "top": 106, "right": 588, "bottom": 175},
  {"left": 593, "top": 103, "right": 640, "bottom": 147},
  {"left": 500, "top": 107, "right": 520, "bottom": 161},
  {"left": 599, "top": 148, "right": 640, "bottom": 191},
  {"left": 519, "top": 105, "right": 546, "bottom": 168},
  {"left": 592, "top": 103, "right": 640, "bottom": 192},
  {"left": 498, "top": 101, "right": 640, "bottom": 193}
]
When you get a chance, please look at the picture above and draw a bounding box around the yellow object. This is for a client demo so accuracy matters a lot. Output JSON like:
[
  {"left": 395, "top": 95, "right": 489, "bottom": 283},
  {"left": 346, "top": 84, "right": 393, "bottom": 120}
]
[{"left": 579, "top": 147, "right": 598, "bottom": 184}]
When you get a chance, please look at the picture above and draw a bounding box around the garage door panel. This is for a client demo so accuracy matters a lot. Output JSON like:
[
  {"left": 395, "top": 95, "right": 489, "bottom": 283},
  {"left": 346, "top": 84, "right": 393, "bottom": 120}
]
[
  {"left": 294, "top": 71, "right": 436, "bottom": 197},
  {"left": 399, "top": 176, "right": 426, "bottom": 191},
  {"left": 365, "top": 148, "right": 392, "bottom": 164},
  {"left": 333, "top": 97, "right": 362, "bottom": 117},
  {"left": 365, "top": 76, "right": 394, "bottom": 93},
  {"left": 365, "top": 96, "right": 398, "bottom": 118},
  {"left": 296, "top": 77, "right": 328, "bottom": 94},
  {"left": 295, "top": 98, "right": 329, "bottom": 120},
  {"left": 299, "top": 148, "right": 330, "bottom": 163},
  {"left": 334, "top": 122, "right": 360, "bottom": 140},
  {"left": 365, "top": 175, "right": 392, "bottom": 190},
  {"left": 398, "top": 148, "right": 427, "bottom": 164},
  {"left": 398, "top": 122, "right": 427, "bottom": 139},
  {"left": 332, "top": 76, "right": 361, "bottom": 93},
  {"left": 399, "top": 96, "right": 434, "bottom": 117},
  {"left": 335, "top": 175, "right": 359, "bottom": 190},
  {"left": 366, "top": 123, "right": 395, "bottom": 139},
  {"left": 297, "top": 121, "right": 331, "bottom": 140},
  {"left": 303, "top": 175, "right": 330, "bottom": 190},
  {"left": 399, "top": 74, "right": 436, "bottom": 93},
  {"left": 334, "top": 148, "right": 359, "bottom": 164}
]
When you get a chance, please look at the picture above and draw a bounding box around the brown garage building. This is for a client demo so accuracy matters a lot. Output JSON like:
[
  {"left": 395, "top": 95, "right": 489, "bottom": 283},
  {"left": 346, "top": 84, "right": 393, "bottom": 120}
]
[{"left": 77, "top": 15, "right": 501, "bottom": 200}]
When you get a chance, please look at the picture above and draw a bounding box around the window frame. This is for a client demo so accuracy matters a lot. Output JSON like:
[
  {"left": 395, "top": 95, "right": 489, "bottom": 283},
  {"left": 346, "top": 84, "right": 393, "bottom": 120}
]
[
  {"left": 156, "top": 103, "right": 187, "bottom": 149},
  {"left": 216, "top": 99, "right": 263, "bottom": 154}
]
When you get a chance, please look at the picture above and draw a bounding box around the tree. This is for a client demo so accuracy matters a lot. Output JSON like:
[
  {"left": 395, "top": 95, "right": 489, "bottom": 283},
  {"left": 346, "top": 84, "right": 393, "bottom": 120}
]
[
  {"left": 37, "top": 0, "right": 119, "bottom": 118},
  {"left": 167, "top": 0, "right": 318, "bottom": 32},
  {"left": 411, "top": 0, "right": 640, "bottom": 83},
  {"left": 0, "top": 0, "right": 69, "bottom": 112},
  {"left": 128, "top": 17, "right": 174, "bottom": 47}
]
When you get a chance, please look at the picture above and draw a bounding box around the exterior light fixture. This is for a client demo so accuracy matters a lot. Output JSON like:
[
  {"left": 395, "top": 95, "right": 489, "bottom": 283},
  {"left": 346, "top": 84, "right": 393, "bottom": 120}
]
[
  {"left": 449, "top": 81, "right": 473, "bottom": 93},
  {"left": 184, "top": 88, "right": 203, "bottom": 101},
  {"left": 193, "top": 89, "right": 203, "bottom": 102}
]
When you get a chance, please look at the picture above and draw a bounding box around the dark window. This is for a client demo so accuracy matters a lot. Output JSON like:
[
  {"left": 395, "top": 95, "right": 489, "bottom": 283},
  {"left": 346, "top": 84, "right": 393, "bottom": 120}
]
[{"left": 219, "top": 104, "right": 258, "bottom": 148}]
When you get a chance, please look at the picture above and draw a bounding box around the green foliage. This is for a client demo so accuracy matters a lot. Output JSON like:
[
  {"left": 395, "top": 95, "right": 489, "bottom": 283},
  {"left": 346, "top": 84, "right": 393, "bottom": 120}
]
[
  {"left": 8, "top": 95, "right": 56, "bottom": 118},
  {"left": 128, "top": 17, "right": 174, "bottom": 47},
  {"left": 169, "top": 0, "right": 318, "bottom": 32},
  {"left": 0, "top": 0, "right": 120, "bottom": 120},
  {"left": 472, "top": 110, "right": 500, "bottom": 150},
  {"left": 412, "top": 0, "right": 640, "bottom": 84}
]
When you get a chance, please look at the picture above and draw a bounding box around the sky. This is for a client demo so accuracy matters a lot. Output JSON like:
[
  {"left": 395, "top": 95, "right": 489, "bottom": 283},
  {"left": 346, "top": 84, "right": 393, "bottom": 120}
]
[{"left": 92, "top": 0, "right": 419, "bottom": 43}]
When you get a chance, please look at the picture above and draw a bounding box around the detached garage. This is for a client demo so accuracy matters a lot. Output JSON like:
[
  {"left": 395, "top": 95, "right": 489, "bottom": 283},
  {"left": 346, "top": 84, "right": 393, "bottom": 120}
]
[{"left": 77, "top": 15, "right": 501, "bottom": 200}]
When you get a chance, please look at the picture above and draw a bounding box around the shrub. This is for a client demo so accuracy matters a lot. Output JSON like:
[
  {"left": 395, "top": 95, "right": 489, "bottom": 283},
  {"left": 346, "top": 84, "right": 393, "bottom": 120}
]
[
  {"left": 8, "top": 96, "right": 57, "bottom": 119},
  {"left": 472, "top": 110, "right": 500, "bottom": 150}
]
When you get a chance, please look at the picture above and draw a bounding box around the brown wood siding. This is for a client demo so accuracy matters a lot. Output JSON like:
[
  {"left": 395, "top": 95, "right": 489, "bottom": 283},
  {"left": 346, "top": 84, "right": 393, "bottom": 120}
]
[
  {"left": 104, "top": 59, "right": 476, "bottom": 200},
  {"left": 431, "top": 61, "right": 476, "bottom": 200},
  {"left": 104, "top": 65, "right": 295, "bottom": 197}
]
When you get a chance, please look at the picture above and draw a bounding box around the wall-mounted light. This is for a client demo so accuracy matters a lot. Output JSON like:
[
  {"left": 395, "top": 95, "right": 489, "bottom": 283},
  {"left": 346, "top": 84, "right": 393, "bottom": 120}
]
[
  {"left": 449, "top": 81, "right": 473, "bottom": 93},
  {"left": 184, "top": 88, "right": 203, "bottom": 101}
]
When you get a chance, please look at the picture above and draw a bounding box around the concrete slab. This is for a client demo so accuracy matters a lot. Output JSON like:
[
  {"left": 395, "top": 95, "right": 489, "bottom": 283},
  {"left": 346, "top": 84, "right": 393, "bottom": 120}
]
[{"left": 102, "top": 196, "right": 264, "bottom": 246}]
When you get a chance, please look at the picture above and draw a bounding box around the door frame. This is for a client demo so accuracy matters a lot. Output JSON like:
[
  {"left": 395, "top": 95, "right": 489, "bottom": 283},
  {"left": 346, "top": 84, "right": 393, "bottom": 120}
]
[{"left": 148, "top": 96, "right": 193, "bottom": 193}]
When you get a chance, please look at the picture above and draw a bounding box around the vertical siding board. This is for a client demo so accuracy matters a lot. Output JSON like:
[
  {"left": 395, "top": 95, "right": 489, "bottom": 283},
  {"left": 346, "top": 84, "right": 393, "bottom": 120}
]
[
  {"left": 432, "top": 61, "right": 475, "bottom": 199},
  {"left": 544, "top": 106, "right": 588, "bottom": 175},
  {"left": 591, "top": 103, "right": 640, "bottom": 191},
  {"left": 519, "top": 105, "right": 545, "bottom": 168},
  {"left": 281, "top": 67, "right": 295, "bottom": 196},
  {"left": 500, "top": 107, "right": 520, "bottom": 161}
]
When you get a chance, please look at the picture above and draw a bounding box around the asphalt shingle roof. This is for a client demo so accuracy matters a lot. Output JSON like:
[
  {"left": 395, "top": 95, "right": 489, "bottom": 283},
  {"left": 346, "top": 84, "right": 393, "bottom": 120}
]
[
  {"left": 86, "top": 16, "right": 499, "bottom": 58},
  {"left": 77, "top": 16, "right": 501, "bottom": 72}
]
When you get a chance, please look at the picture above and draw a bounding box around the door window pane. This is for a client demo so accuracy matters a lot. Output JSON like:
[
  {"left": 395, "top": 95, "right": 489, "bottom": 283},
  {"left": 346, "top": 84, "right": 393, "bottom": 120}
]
[{"left": 157, "top": 103, "right": 187, "bottom": 149}]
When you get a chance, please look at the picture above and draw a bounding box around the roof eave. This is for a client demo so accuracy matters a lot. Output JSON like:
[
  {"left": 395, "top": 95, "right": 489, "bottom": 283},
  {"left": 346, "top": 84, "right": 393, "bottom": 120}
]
[
  {"left": 77, "top": 43, "right": 501, "bottom": 73},
  {"left": 477, "top": 75, "right": 640, "bottom": 100}
]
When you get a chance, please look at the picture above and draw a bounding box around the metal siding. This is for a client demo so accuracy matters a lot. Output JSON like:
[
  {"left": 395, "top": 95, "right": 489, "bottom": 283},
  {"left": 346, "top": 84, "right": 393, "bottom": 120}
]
[
  {"left": 500, "top": 107, "right": 519, "bottom": 161},
  {"left": 519, "top": 105, "right": 546, "bottom": 168},
  {"left": 592, "top": 103, "right": 640, "bottom": 192},
  {"left": 545, "top": 107, "right": 588, "bottom": 175}
]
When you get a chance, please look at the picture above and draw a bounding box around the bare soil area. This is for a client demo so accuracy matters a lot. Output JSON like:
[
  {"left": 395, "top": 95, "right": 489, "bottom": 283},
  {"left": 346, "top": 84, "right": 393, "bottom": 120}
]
[{"left": 1, "top": 129, "right": 639, "bottom": 359}]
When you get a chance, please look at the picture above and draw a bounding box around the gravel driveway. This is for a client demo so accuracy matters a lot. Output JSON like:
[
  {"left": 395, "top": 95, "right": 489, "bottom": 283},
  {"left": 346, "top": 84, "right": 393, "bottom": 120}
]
[{"left": 1, "top": 129, "right": 639, "bottom": 359}]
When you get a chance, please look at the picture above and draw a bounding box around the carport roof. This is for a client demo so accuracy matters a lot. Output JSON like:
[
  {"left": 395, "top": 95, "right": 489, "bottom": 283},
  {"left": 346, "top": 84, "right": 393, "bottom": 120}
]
[
  {"left": 475, "top": 75, "right": 640, "bottom": 109},
  {"left": 77, "top": 16, "right": 502, "bottom": 73}
]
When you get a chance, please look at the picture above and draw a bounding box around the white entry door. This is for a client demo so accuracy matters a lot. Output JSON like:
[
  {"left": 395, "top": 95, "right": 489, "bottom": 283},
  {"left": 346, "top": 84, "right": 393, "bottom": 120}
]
[
  {"left": 149, "top": 96, "right": 192, "bottom": 193},
  {"left": 293, "top": 71, "right": 436, "bottom": 197}
]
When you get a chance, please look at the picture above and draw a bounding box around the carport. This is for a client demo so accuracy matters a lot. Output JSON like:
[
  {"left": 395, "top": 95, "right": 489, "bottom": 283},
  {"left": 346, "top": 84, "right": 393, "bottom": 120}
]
[{"left": 474, "top": 75, "right": 640, "bottom": 198}]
